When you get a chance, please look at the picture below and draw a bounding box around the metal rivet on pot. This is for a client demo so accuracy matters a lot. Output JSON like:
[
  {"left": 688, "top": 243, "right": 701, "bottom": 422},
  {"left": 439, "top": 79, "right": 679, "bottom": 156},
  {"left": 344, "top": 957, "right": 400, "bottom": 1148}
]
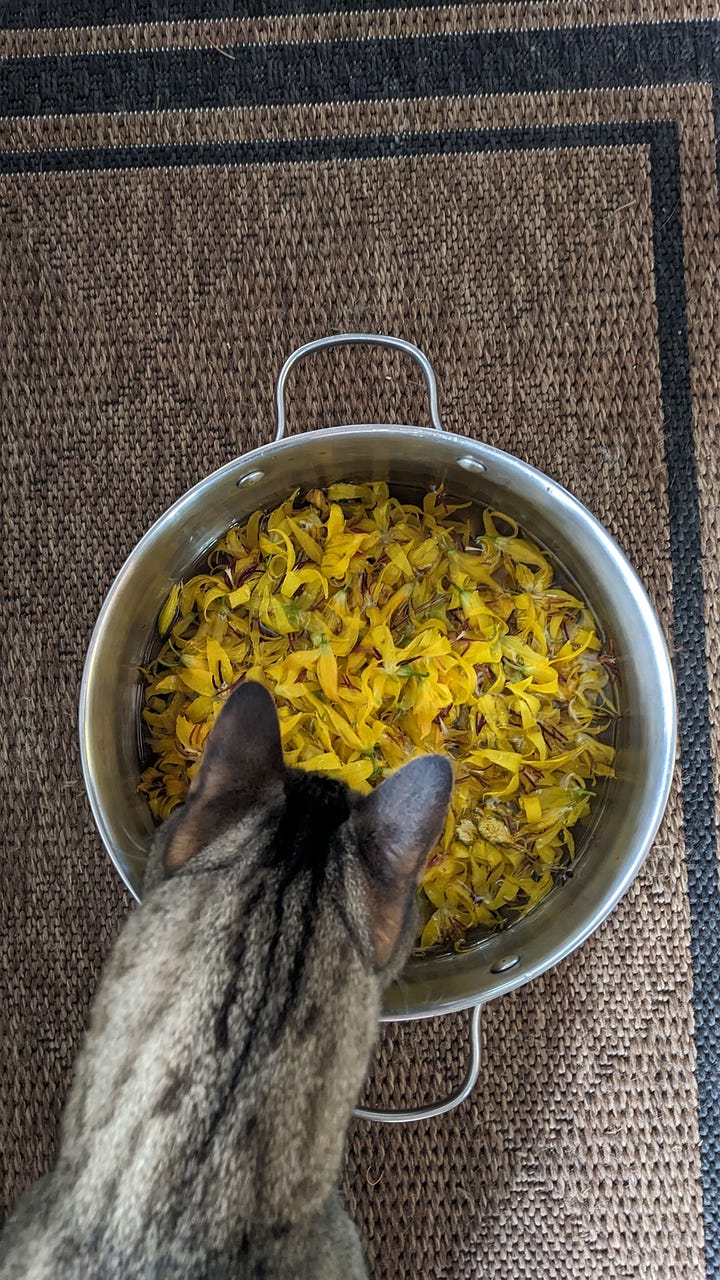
[
  {"left": 456, "top": 456, "right": 487, "bottom": 473},
  {"left": 490, "top": 955, "right": 520, "bottom": 974},
  {"left": 236, "top": 470, "right": 265, "bottom": 488}
]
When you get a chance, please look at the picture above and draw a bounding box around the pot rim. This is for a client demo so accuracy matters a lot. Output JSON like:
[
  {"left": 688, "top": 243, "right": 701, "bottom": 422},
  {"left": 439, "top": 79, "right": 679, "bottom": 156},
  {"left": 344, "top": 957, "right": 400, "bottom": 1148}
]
[{"left": 79, "top": 422, "right": 678, "bottom": 1019}]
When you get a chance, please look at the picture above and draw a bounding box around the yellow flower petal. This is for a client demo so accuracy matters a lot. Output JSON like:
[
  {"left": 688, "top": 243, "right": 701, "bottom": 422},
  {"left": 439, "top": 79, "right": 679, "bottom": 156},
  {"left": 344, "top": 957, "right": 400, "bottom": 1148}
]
[
  {"left": 157, "top": 583, "right": 182, "bottom": 637},
  {"left": 317, "top": 647, "right": 338, "bottom": 701}
]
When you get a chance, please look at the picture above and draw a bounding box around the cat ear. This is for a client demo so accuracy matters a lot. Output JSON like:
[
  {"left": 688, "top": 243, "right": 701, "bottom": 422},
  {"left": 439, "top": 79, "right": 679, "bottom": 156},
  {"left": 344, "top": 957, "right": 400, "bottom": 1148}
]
[
  {"left": 163, "top": 681, "right": 285, "bottom": 872},
  {"left": 358, "top": 755, "right": 453, "bottom": 967}
]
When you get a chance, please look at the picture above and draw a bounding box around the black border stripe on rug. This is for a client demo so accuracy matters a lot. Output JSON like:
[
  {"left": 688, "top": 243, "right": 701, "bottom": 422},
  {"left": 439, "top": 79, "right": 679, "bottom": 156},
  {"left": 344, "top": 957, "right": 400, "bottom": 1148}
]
[
  {"left": 1, "top": 120, "right": 718, "bottom": 1275},
  {"left": 0, "top": 23, "right": 719, "bottom": 121}
]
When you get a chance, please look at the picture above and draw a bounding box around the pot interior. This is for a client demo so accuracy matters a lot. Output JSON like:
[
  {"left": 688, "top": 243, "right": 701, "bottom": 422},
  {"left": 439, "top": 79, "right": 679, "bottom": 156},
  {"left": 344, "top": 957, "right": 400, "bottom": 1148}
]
[{"left": 81, "top": 425, "right": 675, "bottom": 1018}]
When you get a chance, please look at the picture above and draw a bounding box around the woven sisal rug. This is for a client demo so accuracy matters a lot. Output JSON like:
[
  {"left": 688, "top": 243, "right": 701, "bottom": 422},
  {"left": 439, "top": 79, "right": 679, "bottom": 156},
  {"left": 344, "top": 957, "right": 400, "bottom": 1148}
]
[{"left": 1, "top": 5, "right": 718, "bottom": 1278}]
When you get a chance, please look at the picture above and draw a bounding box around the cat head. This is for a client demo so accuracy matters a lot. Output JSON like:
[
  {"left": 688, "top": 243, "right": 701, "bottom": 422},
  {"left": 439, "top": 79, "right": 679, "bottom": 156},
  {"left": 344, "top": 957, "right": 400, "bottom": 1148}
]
[{"left": 146, "top": 680, "right": 453, "bottom": 975}]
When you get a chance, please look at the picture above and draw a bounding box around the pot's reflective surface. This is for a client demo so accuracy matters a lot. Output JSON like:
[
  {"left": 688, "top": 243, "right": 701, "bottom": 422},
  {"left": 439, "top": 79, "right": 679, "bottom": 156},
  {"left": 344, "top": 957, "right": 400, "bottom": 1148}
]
[{"left": 80, "top": 425, "right": 676, "bottom": 1019}]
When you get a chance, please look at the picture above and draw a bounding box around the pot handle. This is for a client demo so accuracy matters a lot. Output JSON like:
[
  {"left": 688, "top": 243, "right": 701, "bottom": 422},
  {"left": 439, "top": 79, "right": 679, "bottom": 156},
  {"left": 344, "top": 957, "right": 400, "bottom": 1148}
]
[
  {"left": 274, "top": 333, "right": 444, "bottom": 441},
  {"left": 353, "top": 1002, "right": 483, "bottom": 1124}
]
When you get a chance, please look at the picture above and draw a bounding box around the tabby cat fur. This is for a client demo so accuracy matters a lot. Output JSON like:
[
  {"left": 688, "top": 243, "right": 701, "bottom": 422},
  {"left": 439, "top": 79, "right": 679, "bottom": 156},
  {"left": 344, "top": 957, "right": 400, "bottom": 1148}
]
[{"left": 0, "top": 681, "right": 453, "bottom": 1279}]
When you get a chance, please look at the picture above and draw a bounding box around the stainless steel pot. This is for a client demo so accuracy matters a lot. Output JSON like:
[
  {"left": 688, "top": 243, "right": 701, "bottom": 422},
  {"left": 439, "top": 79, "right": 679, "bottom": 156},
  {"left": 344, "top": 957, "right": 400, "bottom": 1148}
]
[{"left": 80, "top": 334, "right": 676, "bottom": 1122}]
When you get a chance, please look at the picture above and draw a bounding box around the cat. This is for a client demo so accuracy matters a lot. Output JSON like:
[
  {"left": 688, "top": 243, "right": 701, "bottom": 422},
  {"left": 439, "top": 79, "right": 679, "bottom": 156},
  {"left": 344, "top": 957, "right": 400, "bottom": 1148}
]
[{"left": 0, "top": 680, "right": 452, "bottom": 1279}]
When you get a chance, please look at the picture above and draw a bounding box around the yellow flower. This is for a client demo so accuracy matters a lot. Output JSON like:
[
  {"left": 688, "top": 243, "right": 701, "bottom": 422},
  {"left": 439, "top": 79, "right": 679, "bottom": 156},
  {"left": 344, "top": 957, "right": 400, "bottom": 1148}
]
[{"left": 140, "top": 483, "right": 616, "bottom": 949}]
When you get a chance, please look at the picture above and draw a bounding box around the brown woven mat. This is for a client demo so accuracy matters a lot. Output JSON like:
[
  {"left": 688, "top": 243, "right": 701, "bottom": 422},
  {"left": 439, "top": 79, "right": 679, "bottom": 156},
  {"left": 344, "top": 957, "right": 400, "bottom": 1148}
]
[{"left": 1, "top": 7, "right": 719, "bottom": 1279}]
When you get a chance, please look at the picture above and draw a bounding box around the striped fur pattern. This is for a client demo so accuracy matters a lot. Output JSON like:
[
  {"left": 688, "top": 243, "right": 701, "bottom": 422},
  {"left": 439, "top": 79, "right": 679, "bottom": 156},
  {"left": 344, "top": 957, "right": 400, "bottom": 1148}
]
[{"left": 0, "top": 683, "right": 452, "bottom": 1279}]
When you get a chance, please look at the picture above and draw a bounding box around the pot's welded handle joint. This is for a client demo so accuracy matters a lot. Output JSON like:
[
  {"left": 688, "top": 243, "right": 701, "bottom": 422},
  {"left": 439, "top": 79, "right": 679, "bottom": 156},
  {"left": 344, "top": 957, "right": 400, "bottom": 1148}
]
[
  {"left": 353, "top": 1002, "right": 483, "bottom": 1124},
  {"left": 274, "top": 333, "right": 444, "bottom": 441}
]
